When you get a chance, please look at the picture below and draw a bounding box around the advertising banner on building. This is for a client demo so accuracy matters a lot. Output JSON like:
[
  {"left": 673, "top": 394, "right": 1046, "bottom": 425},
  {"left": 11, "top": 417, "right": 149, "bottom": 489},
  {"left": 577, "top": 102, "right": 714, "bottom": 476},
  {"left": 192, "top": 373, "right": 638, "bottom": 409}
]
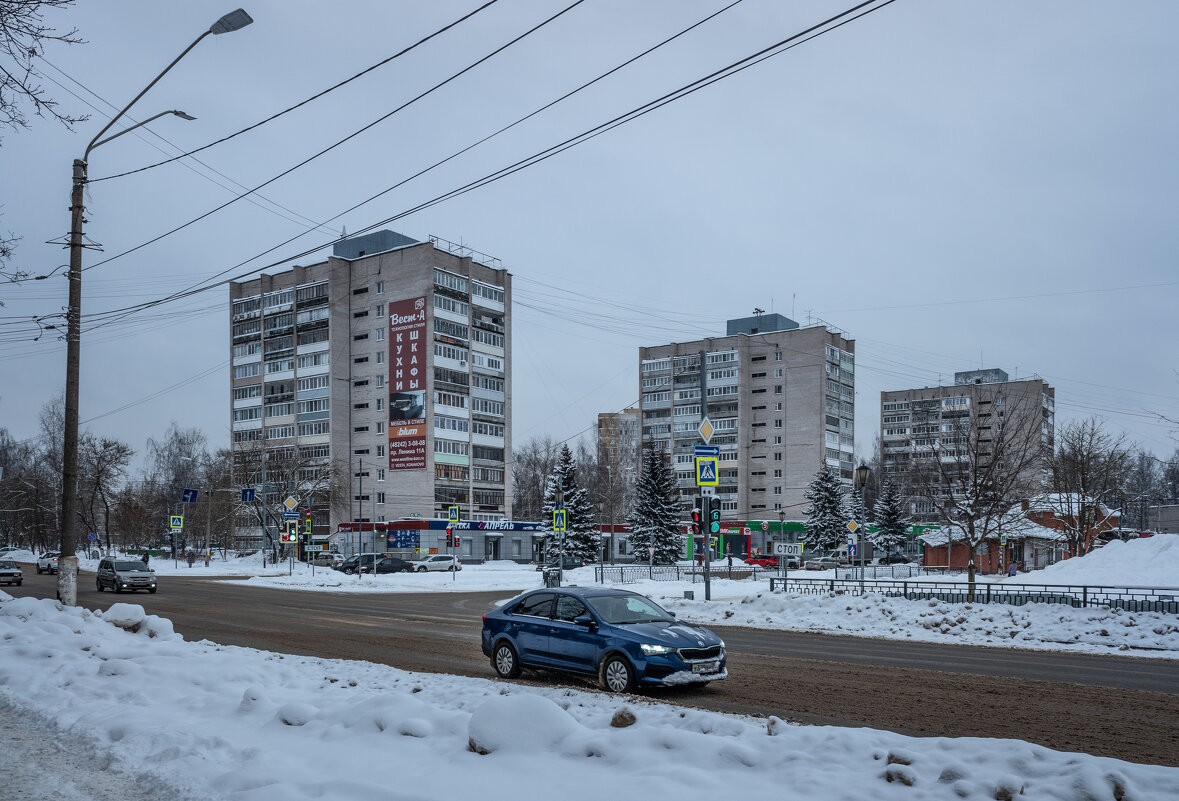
[{"left": 388, "top": 296, "right": 427, "bottom": 470}]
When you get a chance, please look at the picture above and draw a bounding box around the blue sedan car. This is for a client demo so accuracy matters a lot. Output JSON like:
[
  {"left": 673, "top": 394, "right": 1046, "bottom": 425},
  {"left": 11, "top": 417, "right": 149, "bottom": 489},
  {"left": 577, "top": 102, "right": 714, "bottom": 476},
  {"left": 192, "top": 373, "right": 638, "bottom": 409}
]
[{"left": 481, "top": 587, "right": 726, "bottom": 692}]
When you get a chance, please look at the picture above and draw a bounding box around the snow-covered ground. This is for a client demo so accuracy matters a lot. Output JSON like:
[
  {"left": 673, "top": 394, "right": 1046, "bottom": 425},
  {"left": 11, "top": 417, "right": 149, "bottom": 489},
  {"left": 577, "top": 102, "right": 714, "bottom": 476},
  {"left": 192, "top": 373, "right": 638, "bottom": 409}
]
[
  {"left": 13, "top": 538, "right": 1179, "bottom": 658},
  {"left": 2, "top": 590, "right": 1175, "bottom": 801}
]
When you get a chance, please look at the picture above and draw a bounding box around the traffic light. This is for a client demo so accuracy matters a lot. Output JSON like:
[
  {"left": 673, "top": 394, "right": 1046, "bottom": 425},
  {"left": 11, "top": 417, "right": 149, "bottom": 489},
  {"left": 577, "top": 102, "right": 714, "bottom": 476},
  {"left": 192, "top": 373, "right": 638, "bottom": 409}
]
[
  {"left": 446, "top": 527, "right": 453, "bottom": 548},
  {"left": 453, "top": 535, "right": 461, "bottom": 547},
  {"left": 709, "top": 499, "right": 721, "bottom": 535},
  {"left": 286, "top": 521, "right": 298, "bottom": 543},
  {"left": 304, "top": 508, "right": 313, "bottom": 534},
  {"left": 691, "top": 505, "right": 703, "bottom": 537}
]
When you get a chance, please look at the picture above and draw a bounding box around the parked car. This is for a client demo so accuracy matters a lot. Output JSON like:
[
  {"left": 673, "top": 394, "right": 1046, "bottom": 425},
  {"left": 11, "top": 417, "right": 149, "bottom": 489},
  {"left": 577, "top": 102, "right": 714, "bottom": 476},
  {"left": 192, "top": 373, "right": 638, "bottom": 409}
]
[
  {"left": 745, "top": 555, "right": 778, "bottom": 568},
  {"left": 877, "top": 552, "right": 912, "bottom": 564},
  {"left": 371, "top": 556, "right": 414, "bottom": 574},
  {"left": 309, "top": 551, "right": 343, "bottom": 567},
  {"left": 333, "top": 553, "right": 385, "bottom": 575},
  {"left": 36, "top": 551, "right": 60, "bottom": 574},
  {"left": 803, "top": 554, "right": 840, "bottom": 571},
  {"left": 95, "top": 558, "right": 157, "bottom": 594},
  {"left": 0, "top": 559, "right": 21, "bottom": 586},
  {"left": 415, "top": 554, "right": 461, "bottom": 572},
  {"left": 483, "top": 587, "right": 726, "bottom": 692},
  {"left": 534, "top": 556, "right": 586, "bottom": 572},
  {"left": 0, "top": 546, "right": 20, "bottom": 557}
]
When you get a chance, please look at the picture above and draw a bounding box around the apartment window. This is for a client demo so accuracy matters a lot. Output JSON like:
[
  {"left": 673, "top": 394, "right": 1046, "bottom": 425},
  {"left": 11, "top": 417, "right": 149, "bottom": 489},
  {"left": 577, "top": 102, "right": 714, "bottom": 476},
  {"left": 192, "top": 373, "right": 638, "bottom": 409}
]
[
  {"left": 376, "top": 352, "right": 384, "bottom": 364},
  {"left": 376, "top": 328, "right": 385, "bottom": 342},
  {"left": 377, "top": 469, "right": 385, "bottom": 482},
  {"left": 297, "top": 421, "right": 330, "bottom": 436},
  {"left": 353, "top": 333, "right": 369, "bottom": 341},
  {"left": 472, "top": 421, "right": 505, "bottom": 437},
  {"left": 434, "top": 294, "right": 469, "bottom": 316},
  {"left": 434, "top": 440, "right": 470, "bottom": 456},
  {"left": 774, "top": 487, "right": 782, "bottom": 495},
  {"left": 376, "top": 281, "right": 384, "bottom": 294},
  {"left": 774, "top": 419, "right": 783, "bottom": 428},
  {"left": 376, "top": 375, "right": 385, "bottom": 387},
  {"left": 376, "top": 422, "right": 384, "bottom": 434},
  {"left": 266, "top": 425, "right": 295, "bottom": 439},
  {"left": 773, "top": 436, "right": 782, "bottom": 444},
  {"left": 774, "top": 368, "right": 783, "bottom": 377},
  {"left": 376, "top": 492, "right": 386, "bottom": 504},
  {"left": 774, "top": 469, "right": 782, "bottom": 478},
  {"left": 354, "top": 356, "right": 369, "bottom": 364},
  {"left": 233, "top": 407, "right": 261, "bottom": 422},
  {"left": 775, "top": 351, "right": 782, "bottom": 361},
  {"left": 471, "top": 328, "right": 504, "bottom": 348},
  {"left": 233, "top": 341, "right": 261, "bottom": 358},
  {"left": 376, "top": 304, "right": 384, "bottom": 318},
  {"left": 775, "top": 385, "right": 782, "bottom": 394},
  {"left": 773, "top": 453, "right": 782, "bottom": 461},
  {"left": 354, "top": 379, "right": 369, "bottom": 387},
  {"left": 234, "top": 363, "right": 262, "bottom": 379},
  {"left": 434, "top": 269, "right": 469, "bottom": 294},
  {"left": 233, "top": 384, "right": 262, "bottom": 400},
  {"left": 266, "top": 358, "right": 295, "bottom": 374},
  {"left": 376, "top": 445, "right": 385, "bottom": 457},
  {"left": 472, "top": 281, "right": 504, "bottom": 304},
  {"left": 353, "top": 286, "right": 369, "bottom": 296},
  {"left": 297, "top": 352, "right": 328, "bottom": 368},
  {"left": 353, "top": 310, "right": 369, "bottom": 318},
  {"left": 353, "top": 402, "right": 370, "bottom": 410},
  {"left": 376, "top": 398, "right": 384, "bottom": 411},
  {"left": 435, "top": 415, "right": 470, "bottom": 433}
]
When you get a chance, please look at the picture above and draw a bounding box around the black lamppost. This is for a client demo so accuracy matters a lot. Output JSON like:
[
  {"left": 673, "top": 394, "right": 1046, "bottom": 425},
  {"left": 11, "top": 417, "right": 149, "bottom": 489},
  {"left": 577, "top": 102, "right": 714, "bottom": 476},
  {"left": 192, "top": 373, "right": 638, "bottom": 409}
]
[
  {"left": 855, "top": 463, "right": 871, "bottom": 595},
  {"left": 57, "top": 9, "right": 253, "bottom": 606}
]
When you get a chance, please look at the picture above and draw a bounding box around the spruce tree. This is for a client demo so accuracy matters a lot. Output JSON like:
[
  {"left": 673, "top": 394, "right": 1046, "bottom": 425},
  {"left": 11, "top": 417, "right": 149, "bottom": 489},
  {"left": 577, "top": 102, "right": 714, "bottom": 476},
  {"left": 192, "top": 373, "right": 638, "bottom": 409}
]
[
  {"left": 541, "top": 444, "right": 599, "bottom": 563},
  {"left": 804, "top": 464, "right": 849, "bottom": 552},
  {"left": 628, "top": 449, "right": 683, "bottom": 565},
  {"left": 869, "top": 480, "right": 909, "bottom": 553}
]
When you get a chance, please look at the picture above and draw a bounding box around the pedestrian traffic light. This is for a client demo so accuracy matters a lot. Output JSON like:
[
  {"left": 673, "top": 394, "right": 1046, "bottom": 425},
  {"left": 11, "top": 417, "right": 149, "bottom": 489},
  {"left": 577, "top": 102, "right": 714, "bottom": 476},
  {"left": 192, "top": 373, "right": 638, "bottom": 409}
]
[
  {"left": 304, "top": 508, "right": 313, "bottom": 534},
  {"left": 691, "top": 506, "right": 703, "bottom": 537},
  {"left": 446, "top": 527, "right": 453, "bottom": 548},
  {"left": 453, "top": 535, "right": 461, "bottom": 547}
]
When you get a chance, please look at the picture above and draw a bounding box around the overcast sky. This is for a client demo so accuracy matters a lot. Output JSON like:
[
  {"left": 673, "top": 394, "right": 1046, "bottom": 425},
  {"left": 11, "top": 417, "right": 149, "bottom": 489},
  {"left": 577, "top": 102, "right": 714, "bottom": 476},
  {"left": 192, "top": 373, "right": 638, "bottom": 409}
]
[{"left": 2, "top": 0, "right": 1176, "bottom": 471}]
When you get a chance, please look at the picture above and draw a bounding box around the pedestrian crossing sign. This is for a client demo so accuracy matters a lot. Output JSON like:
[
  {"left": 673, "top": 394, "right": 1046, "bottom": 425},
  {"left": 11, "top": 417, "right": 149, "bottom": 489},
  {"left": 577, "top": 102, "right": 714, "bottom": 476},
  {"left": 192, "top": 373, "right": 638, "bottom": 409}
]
[
  {"left": 695, "top": 456, "right": 719, "bottom": 486},
  {"left": 553, "top": 509, "right": 567, "bottom": 531},
  {"left": 169, "top": 515, "right": 183, "bottom": 531}
]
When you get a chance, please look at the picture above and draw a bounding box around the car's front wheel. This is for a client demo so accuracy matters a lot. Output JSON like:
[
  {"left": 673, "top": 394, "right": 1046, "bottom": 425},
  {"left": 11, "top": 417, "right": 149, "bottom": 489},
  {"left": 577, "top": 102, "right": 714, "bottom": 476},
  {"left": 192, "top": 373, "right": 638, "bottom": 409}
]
[
  {"left": 344, "top": 567, "right": 355, "bottom": 575},
  {"left": 148, "top": 587, "right": 157, "bottom": 594},
  {"left": 492, "top": 641, "right": 521, "bottom": 679},
  {"left": 96, "top": 580, "right": 103, "bottom": 592},
  {"left": 418, "top": 566, "right": 428, "bottom": 572},
  {"left": 113, "top": 583, "right": 122, "bottom": 593},
  {"left": 600, "top": 654, "right": 635, "bottom": 693}
]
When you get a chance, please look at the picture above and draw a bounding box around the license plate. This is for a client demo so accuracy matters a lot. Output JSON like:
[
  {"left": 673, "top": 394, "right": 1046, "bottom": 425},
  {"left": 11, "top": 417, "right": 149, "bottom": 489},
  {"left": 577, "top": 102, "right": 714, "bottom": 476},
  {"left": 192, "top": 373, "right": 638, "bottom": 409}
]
[{"left": 692, "top": 661, "right": 719, "bottom": 674}]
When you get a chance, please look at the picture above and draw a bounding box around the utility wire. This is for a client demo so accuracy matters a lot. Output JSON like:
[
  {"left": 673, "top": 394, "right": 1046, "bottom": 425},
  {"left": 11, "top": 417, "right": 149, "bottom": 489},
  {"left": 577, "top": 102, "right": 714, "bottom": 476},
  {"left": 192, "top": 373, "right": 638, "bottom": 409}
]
[
  {"left": 77, "top": 0, "right": 894, "bottom": 332},
  {"left": 88, "top": 0, "right": 501, "bottom": 184},
  {"left": 79, "top": 0, "right": 589, "bottom": 275}
]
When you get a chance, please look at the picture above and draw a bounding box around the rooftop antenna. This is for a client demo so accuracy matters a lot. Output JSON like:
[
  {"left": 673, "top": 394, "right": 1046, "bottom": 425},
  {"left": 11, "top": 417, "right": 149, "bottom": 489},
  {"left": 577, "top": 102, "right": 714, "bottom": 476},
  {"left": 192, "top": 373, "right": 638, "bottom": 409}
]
[{"left": 792, "top": 293, "right": 796, "bottom": 320}]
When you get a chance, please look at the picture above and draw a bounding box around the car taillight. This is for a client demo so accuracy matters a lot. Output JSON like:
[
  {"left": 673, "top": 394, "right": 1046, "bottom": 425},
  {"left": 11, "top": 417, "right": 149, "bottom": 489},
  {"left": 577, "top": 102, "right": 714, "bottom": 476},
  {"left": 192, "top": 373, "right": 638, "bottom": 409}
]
[{"left": 482, "top": 614, "right": 486, "bottom": 624}]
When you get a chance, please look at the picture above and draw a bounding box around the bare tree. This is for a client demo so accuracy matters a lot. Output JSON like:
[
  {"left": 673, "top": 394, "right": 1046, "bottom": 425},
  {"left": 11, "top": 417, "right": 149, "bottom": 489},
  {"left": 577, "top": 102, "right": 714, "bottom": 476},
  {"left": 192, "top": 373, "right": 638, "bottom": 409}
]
[
  {"left": 1118, "top": 448, "right": 1161, "bottom": 531},
  {"left": 910, "top": 389, "right": 1047, "bottom": 596},
  {"left": 77, "top": 433, "right": 133, "bottom": 553},
  {"left": 1043, "top": 418, "right": 1131, "bottom": 555},
  {"left": 0, "top": 0, "right": 85, "bottom": 279},
  {"left": 512, "top": 435, "right": 559, "bottom": 522}
]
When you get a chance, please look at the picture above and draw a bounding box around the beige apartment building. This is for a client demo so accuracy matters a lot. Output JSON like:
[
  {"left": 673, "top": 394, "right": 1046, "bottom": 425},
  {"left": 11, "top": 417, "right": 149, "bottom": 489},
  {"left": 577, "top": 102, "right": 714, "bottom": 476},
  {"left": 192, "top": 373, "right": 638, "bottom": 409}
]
[
  {"left": 228, "top": 230, "right": 512, "bottom": 547},
  {"left": 639, "top": 314, "right": 856, "bottom": 519}
]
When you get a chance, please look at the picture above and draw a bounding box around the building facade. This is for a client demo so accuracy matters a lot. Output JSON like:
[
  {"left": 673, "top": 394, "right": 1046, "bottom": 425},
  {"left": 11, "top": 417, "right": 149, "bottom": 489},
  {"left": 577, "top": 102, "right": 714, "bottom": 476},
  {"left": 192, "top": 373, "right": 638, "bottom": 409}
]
[
  {"left": 638, "top": 314, "right": 856, "bottom": 519},
  {"left": 229, "top": 231, "right": 512, "bottom": 553},
  {"left": 880, "top": 369, "right": 1055, "bottom": 520}
]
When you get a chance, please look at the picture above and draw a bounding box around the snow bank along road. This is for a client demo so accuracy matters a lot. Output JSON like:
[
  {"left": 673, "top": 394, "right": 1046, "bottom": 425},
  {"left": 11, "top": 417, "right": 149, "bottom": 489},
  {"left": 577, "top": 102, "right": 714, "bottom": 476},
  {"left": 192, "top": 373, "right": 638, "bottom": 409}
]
[{"left": 11, "top": 570, "right": 1179, "bottom": 766}]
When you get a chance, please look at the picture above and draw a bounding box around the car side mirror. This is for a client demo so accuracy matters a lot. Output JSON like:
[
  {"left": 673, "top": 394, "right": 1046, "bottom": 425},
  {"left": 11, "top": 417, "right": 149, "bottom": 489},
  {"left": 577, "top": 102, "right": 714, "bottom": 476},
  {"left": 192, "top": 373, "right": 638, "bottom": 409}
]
[
  {"left": 668, "top": 611, "right": 676, "bottom": 618},
  {"left": 573, "top": 615, "right": 597, "bottom": 628}
]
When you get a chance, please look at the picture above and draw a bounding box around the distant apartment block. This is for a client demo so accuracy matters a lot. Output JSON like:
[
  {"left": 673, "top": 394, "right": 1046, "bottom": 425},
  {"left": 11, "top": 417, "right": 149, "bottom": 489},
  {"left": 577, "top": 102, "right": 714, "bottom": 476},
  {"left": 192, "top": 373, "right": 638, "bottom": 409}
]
[
  {"left": 639, "top": 314, "right": 856, "bottom": 518},
  {"left": 228, "top": 230, "right": 512, "bottom": 551},
  {"left": 880, "top": 369, "right": 1054, "bottom": 520}
]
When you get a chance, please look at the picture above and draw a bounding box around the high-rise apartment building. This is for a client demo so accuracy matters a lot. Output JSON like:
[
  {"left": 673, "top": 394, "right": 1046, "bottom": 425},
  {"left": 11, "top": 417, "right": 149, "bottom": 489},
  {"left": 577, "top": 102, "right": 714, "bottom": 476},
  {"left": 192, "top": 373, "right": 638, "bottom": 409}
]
[
  {"left": 638, "top": 314, "right": 856, "bottom": 518},
  {"left": 229, "top": 230, "right": 511, "bottom": 544},
  {"left": 880, "top": 369, "right": 1054, "bottom": 520},
  {"left": 597, "top": 408, "right": 641, "bottom": 472}
]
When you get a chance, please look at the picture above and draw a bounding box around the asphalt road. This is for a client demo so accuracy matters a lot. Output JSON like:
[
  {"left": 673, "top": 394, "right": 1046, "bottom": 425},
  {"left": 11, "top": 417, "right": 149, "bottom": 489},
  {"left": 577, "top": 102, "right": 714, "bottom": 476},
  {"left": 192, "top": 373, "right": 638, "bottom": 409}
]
[{"left": 9, "top": 567, "right": 1179, "bottom": 766}]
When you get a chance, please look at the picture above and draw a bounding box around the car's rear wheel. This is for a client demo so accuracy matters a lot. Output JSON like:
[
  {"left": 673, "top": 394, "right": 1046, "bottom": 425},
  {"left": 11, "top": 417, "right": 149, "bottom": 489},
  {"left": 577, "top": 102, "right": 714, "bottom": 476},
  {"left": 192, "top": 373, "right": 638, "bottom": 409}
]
[
  {"left": 492, "top": 641, "right": 521, "bottom": 679},
  {"left": 601, "top": 654, "right": 635, "bottom": 693},
  {"left": 400, "top": 567, "right": 411, "bottom": 573}
]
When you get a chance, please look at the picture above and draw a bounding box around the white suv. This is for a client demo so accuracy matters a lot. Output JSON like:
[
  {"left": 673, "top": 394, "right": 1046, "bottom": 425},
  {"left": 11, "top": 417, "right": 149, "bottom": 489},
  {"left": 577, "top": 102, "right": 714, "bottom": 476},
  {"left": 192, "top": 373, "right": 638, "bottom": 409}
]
[
  {"left": 415, "top": 554, "right": 461, "bottom": 572},
  {"left": 36, "top": 551, "right": 60, "bottom": 574}
]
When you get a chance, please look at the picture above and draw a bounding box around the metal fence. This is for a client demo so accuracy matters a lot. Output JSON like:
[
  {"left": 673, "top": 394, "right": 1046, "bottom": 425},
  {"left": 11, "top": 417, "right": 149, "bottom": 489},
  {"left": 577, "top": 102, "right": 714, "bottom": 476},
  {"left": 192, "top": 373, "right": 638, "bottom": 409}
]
[
  {"left": 766, "top": 576, "right": 1179, "bottom": 614},
  {"left": 594, "top": 564, "right": 767, "bottom": 584}
]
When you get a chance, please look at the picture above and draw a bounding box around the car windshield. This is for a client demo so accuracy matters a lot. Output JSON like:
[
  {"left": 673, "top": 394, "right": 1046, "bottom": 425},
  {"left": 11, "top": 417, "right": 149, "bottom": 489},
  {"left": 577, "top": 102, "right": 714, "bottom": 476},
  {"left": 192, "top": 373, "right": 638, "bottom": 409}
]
[
  {"left": 0, "top": 560, "right": 15, "bottom": 568},
  {"left": 114, "top": 560, "right": 148, "bottom": 570},
  {"left": 586, "top": 594, "right": 674, "bottom": 624}
]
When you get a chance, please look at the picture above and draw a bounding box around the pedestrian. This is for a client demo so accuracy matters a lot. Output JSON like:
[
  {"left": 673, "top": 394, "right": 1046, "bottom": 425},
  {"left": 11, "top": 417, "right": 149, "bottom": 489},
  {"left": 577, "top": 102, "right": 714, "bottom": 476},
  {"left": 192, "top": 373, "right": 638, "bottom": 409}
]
[
  {"left": 186, "top": 550, "right": 195, "bottom": 568},
  {"left": 1007, "top": 560, "right": 1018, "bottom": 577},
  {"left": 141, "top": 550, "right": 150, "bottom": 566}
]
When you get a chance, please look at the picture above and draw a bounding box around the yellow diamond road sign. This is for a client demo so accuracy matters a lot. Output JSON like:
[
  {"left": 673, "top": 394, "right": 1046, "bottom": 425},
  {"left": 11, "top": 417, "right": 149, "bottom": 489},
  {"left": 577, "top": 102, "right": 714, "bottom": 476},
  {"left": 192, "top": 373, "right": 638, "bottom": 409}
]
[
  {"left": 697, "top": 417, "right": 714, "bottom": 444},
  {"left": 284, "top": 496, "right": 298, "bottom": 511},
  {"left": 847, "top": 521, "right": 859, "bottom": 532}
]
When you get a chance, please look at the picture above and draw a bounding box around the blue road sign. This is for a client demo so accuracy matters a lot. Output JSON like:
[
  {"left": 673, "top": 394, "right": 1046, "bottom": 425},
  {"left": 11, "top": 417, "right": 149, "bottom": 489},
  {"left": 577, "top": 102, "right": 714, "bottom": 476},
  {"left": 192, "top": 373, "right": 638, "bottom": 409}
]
[
  {"left": 241, "top": 488, "right": 256, "bottom": 503},
  {"left": 448, "top": 505, "right": 459, "bottom": 523},
  {"left": 181, "top": 488, "right": 199, "bottom": 503},
  {"left": 87, "top": 532, "right": 97, "bottom": 541},
  {"left": 695, "top": 457, "right": 719, "bottom": 486},
  {"left": 281, "top": 511, "right": 300, "bottom": 519},
  {"left": 553, "top": 509, "right": 567, "bottom": 531},
  {"left": 694, "top": 445, "right": 720, "bottom": 458}
]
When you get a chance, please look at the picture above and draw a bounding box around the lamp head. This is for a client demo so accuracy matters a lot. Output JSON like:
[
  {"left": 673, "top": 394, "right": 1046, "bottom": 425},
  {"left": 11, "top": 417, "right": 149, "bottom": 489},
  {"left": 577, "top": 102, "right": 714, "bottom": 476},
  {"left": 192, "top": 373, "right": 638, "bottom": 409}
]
[{"left": 210, "top": 9, "right": 253, "bottom": 35}]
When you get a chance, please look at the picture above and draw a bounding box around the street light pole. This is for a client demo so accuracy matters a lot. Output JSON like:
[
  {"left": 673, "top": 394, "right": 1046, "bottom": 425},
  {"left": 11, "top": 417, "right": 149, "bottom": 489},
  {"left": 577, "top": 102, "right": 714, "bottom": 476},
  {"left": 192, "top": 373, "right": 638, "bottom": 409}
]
[
  {"left": 56, "top": 9, "right": 253, "bottom": 607},
  {"left": 856, "top": 463, "right": 871, "bottom": 597}
]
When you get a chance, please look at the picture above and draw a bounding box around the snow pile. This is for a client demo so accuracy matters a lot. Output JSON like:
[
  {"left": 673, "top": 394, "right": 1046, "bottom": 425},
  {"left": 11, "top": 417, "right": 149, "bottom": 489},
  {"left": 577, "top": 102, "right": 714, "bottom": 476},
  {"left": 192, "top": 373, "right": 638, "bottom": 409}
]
[
  {"left": 657, "top": 589, "right": 1179, "bottom": 657},
  {"left": 1, "top": 548, "right": 37, "bottom": 563},
  {"left": 1015, "top": 534, "right": 1179, "bottom": 588},
  {"left": 1, "top": 589, "right": 1175, "bottom": 801}
]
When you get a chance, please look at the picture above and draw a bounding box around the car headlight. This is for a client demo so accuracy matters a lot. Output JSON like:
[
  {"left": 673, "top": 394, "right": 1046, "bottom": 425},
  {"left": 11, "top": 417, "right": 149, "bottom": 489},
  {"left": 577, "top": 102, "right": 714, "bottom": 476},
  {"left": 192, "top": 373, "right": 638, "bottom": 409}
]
[
  {"left": 718, "top": 639, "right": 725, "bottom": 650},
  {"left": 640, "top": 643, "right": 675, "bottom": 655}
]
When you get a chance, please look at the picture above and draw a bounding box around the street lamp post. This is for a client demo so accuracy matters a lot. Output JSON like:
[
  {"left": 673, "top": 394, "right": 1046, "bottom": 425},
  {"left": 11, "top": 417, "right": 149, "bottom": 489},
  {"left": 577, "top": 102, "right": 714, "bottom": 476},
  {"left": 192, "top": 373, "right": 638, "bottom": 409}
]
[
  {"left": 855, "top": 463, "right": 871, "bottom": 597},
  {"left": 56, "top": 9, "right": 253, "bottom": 606}
]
